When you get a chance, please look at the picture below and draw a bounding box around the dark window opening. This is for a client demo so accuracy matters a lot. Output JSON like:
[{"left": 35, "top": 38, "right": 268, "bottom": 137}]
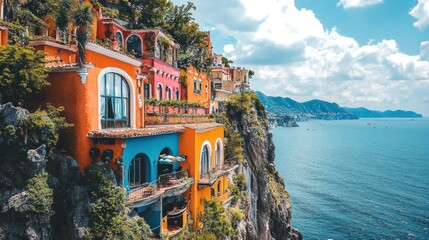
[
  {"left": 126, "top": 35, "right": 142, "bottom": 58},
  {"left": 129, "top": 153, "right": 148, "bottom": 187}
]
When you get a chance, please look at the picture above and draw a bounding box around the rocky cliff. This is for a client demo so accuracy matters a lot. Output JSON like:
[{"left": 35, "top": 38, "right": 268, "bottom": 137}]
[
  {"left": 0, "top": 103, "right": 101, "bottom": 240},
  {"left": 0, "top": 103, "right": 84, "bottom": 239},
  {"left": 223, "top": 94, "right": 302, "bottom": 240}
]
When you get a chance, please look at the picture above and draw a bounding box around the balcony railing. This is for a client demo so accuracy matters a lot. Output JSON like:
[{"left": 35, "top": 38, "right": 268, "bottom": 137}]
[
  {"left": 142, "top": 51, "right": 178, "bottom": 69},
  {"left": 198, "top": 158, "right": 240, "bottom": 187},
  {"left": 126, "top": 169, "right": 193, "bottom": 207},
  {"left": 145, "top": 114, "right": 214, "bottom": 125},
  {"left": 214, "top": 189, "right": 231, "bottom": 202}
]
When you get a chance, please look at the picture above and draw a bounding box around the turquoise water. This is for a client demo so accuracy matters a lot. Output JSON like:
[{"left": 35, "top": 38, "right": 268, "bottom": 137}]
[{"left": 272, "top": 118, "right": 429, "bottom": 240}]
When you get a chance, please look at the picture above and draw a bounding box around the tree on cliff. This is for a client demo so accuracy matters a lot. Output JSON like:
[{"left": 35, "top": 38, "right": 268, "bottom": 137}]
[{"left": 0, "top": 44, "right": 49, "bottom": 106}]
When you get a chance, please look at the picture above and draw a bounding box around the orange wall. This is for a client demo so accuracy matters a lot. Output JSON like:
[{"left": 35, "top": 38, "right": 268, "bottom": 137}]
[
  {"left": 183, "top": 66, "right": 210, "bottom": 108},
  {"left": 34, "top": 47, "right": 142, "bottom": 170},
  {"left": 32, "top": 43, "right": 77, "bottom": 66},
  {"left": 0, "top": 27, "right": 8, "bottom": 45},
  {"left": 178, "top": 125, "right": 226, "bottom": 229}
]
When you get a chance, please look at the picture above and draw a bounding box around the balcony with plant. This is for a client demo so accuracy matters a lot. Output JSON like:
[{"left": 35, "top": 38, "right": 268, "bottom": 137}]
[{"left": 126, "top": 168, "right": 193, "bottom": 208}]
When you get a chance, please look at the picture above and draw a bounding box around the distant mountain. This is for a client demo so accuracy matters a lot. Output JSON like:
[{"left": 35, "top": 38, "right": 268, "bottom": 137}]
[
  {"left": 256, "top": 91, "right": 358, "bottom": 120},
  {"left": 343, "top": 107, "right": 423, "bottom": 118}
]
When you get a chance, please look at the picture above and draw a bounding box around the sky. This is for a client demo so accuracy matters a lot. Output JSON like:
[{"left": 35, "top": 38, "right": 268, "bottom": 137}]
[{"left": 173, "top": 0, "right": 429, "bottom": 116}]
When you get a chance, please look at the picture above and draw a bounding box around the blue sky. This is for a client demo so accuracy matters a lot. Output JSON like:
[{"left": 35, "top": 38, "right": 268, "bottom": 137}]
[{"left": 173, "top": 0, "right": 429, "bottom": 115}]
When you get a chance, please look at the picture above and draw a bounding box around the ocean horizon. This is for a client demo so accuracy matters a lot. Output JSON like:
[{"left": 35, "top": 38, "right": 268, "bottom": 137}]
[{"left": 273, "top": 118, "right": 429, "bottom": 239}]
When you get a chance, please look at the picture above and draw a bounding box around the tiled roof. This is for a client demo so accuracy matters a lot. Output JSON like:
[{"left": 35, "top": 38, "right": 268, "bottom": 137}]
[
  {"left": 87, "top": 125, "right": 185, "bottom": 138},
  {"left": 181, "top": 122, "right": 224, "bottom": 132},
  {"left": 46, "top": 63, "right": 80, "bottom": 69},
  {"left": 87, "top": 122, "right": 223, "bottom": 138}
]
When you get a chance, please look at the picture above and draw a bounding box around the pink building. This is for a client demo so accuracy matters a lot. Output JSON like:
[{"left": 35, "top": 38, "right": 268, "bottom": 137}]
[{"left": 97, "top": 18, "right": 181, "bottom": 101}]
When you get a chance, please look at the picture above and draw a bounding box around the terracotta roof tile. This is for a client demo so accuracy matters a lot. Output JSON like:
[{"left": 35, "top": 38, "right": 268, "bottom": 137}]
[
  {"left": 87, "top": 125, "right": 185, "bottom": 138},
  {"left": 87, "top": 123, "right": 223, "bottom": 138}
]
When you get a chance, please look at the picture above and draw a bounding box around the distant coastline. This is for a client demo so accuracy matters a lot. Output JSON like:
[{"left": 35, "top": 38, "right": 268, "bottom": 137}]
[
  {"left": 343, "top": 107, "right": 423, "bottom": 118},
  {"left": 258, "top": 91, "right": 423, "bottom": 127}
]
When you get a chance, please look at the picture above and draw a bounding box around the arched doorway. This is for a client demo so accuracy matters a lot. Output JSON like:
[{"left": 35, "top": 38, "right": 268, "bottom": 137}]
[
  {"left": 126, "top": 34, "right": 142, "bottom": 58},
  {"left": 158, "top": 147, "right": 173, "bottom": 176},
  {"left": 128, "top": 153, "right": 149, "bottom": 187}
]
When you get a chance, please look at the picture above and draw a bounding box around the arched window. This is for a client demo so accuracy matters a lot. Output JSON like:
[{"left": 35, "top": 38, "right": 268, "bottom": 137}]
[
  {"left": 126, "top": 35, "right": 142, "bottom": 58},
  {"left": 157, "top": 84, "right": 163, "bottom": 100},
  {"left": 129, "top": 153, "right": 148, "bottom": 187},
  {"left": 100, "top": 73, "right": 130, "bottom": 128},
  {"left": 201, "top": 145, "right": 210, "bottom": 178},
  {"left": 166, "top": 87, "right": 172, "bottom": 100},
  {"left": 175, "top": 89, "right": 180, "bottom": 100},
  {"left": 115, "top": 31, "right": 123, "bottom": 51},
  {"left": 217, "top": 181, "right": 221, "bottom": 195},
  {"left": 215, "top": 140, "right": 222, "bottom": 169}
]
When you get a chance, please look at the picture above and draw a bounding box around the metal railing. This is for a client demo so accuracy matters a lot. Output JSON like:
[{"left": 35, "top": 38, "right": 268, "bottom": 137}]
[
  {"left": 158, "top": 169, "right": 190, "bottom": 188},
  {"left": 199, "top": 157, "right": 240, "bottom": 185},
  {"left": 214, "top": 189, "right": 231, "bottom": 201},
  {"left": 127, "top": 169, "right": 191, "bottom": 203},
  {"left": 145, "top": 114, "right": 213, "bottom": 125}
]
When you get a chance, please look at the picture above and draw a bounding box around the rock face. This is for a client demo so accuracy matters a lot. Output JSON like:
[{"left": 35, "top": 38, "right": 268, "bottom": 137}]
[
  {"left": 224, "top": 97, "right": 303, "bottom": 240},
  {"left": 0, "top": 103, "right": 52, "bottom": 239},
  {"left": 268, "top": 115, "right": 299, "bottom": 128},
  {"left": 0, "top": 103, "right": 91, "bottom": 240}
]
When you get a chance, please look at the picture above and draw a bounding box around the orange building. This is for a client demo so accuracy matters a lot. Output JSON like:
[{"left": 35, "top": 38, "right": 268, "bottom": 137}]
[
  {"left": 14, "top": 1, "right": 238, "bottom": 237},
  {"left": 179, "top": 124, "right": 238, "bottom": 229},
  {"left": 0, "top": 24, "right": 7, "bottom": 46},
  {"left": 0, "top": 0, "right": 7, "bottom": 46},
  {"left": 181, "top": 65, "right": 210, "bottom": 112}
]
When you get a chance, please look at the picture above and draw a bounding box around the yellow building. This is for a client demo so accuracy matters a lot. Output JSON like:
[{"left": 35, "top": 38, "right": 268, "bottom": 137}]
[{"left": 178, "top": 123, "right": 238, "bottom": 229}]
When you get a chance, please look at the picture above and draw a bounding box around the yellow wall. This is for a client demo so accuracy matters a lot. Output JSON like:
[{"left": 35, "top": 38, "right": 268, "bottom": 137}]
[{"left": 178, "top": 125, "right": 228, "bottom": 229}]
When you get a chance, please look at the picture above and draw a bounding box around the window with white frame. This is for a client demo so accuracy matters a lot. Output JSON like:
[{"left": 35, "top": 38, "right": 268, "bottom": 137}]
[
  {"left": 100, "top": 73, "right": 130, "bottom": 128},
  {"left": 201, "top": 145, "right": 210, "bottom": 178}
]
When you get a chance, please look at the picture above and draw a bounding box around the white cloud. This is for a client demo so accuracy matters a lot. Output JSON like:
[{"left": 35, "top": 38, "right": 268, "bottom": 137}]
[
  {"left": 409, "top": 0, "right": 429, "bottom": 30},
  {"left": 337, "top": 0, "right": 383, "bottom": 9},
  {"left": 172, "top": 0, "right": 429, "bottom": 115},
  {"left": 421, "top": 41, "right": 429, "bottom": 60},
  {"left": 224, "top": 44, "right": 235, "bottom": 54}
]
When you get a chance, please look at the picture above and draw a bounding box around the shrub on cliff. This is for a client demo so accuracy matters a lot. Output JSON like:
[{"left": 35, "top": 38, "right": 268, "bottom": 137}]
[
  {"left": 215, "top": 113, "right": 244, "bottom": 162},
  {"left": 0, "top": 44, "right": 49, "bottom": 106},
  {"left": 229, "top": 173, "right": 249, "bottom": 206},
  {"left": 22, "top": 104, "right": 73, "bottom": 151},
  {"left": 85, "top": 165, "right": 151, "bottom": 239},
  {"left": 199, "top": 199, "right": 235, "bottom": 239},
  {"left": 26, "top": 173, "right": 53, "bottom": 213}
]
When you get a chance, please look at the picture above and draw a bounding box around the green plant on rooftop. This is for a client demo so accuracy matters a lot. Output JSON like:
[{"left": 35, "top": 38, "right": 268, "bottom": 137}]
[
  {"left": 55, "top": 0, "right": 74, "bottom": 44},
  {"left": 222, "top": 56, "right": 233, "bottom": 68},
  {"left": 118, "top": 0, "right": 212, "bottom": 73},
  {"left": 0, "top": 44, "right": 49, "bottom": 106},
  {"left": 72, "top": 3, "right": 94, "bottom": 66}
]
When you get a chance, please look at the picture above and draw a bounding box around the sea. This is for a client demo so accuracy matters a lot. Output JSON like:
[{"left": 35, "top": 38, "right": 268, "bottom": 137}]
[{"left": 272, "top": 118, "right": 429, "bottom": 240}]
